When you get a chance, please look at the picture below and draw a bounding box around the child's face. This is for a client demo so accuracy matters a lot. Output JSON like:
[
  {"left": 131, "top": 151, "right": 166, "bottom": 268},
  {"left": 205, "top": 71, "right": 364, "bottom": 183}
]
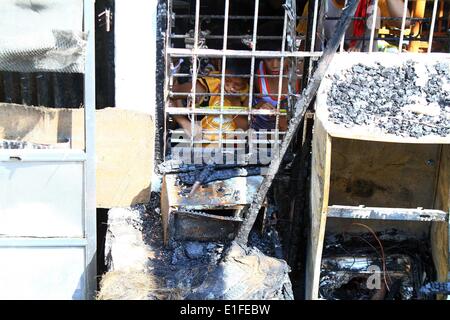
[
  {"left": 224, "top": 74, "right": 247, "bottom": 93},
  {"left": 264, "top": 58, "right": 289, "bottom": 75}
]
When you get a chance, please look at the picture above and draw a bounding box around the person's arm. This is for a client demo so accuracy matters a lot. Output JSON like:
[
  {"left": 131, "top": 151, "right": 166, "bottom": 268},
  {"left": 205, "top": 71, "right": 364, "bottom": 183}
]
[
  {"left": 255, "top": 100, "right": 286, "bottom": 130},
  {"left": 171, "top": 81, "right": 207, "bottom": 138},
  {"left": 279, "top": 115, "right": 288, "bottom": 132},
  {"left": 171, "top": 81, "right": 206, "bottom": 102},
  {"left": 234, "top": 96, "right": 250, "bottom": 130},
  {"left": 234, "top": 116, "right": 249, "bottom": 130}
]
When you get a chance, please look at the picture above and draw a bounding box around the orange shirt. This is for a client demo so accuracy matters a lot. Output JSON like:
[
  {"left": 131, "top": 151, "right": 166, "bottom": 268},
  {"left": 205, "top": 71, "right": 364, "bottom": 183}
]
[{"left": 197, "top": 72, "right": 249, "bottom": 142}]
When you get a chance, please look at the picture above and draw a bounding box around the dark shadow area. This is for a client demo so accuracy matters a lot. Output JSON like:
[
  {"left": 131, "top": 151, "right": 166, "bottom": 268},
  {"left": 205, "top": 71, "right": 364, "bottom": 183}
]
[
  {"left": 0, "top": 71, "right": 83, "bottom": 108},
  {"left": 95, "top": 0, "right": 115, "bottom": 109},
  {"left": 96, "top": 208, "right": 109, "bottom": 289}
]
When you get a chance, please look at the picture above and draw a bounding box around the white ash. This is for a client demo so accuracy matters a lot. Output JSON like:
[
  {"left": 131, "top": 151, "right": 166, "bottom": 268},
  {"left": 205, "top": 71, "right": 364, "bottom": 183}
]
[{"left": 327, "top": 61, "right": 450, "bottom": 138}]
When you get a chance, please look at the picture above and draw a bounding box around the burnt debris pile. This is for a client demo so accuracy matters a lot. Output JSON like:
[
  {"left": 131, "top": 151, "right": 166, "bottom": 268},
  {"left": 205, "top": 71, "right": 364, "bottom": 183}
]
[
  {"left": 135, "top": 192, "right": 292, "bottom": 299},
  {"left": 319, "top": 229, "right": 435, "bottom": 300},
  {"left": 327, "top": 61, "right": 450, "bottom": 138}
]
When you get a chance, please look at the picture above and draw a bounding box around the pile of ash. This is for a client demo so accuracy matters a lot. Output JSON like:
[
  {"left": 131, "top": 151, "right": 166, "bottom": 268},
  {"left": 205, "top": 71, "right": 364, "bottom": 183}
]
[
  {"left": 139, "top": 192, "right": 286, "bottom": 299},
  {"left": 327, "top": 61, "right": 450, "bottom": 138}
]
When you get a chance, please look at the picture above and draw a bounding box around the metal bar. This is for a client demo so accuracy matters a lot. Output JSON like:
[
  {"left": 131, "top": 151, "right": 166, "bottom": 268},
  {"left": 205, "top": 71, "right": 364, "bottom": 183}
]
[
  {"left": 327, "top": 205, "right": 448, "bottom": 222},
  {"left": 0, "top": 238, "right": 88, "bottom": 247},
  {"left": 170, "top": 129, "right": 285, "bottom": 135},
  {"left": 428, "top": 0, "right": 439, "bottom": 53},
  {"left": 172, "top": 138, "right": 247, "bottom": 144},
  {"left": 340, "top": 0, "right": 348, "bottom": 52},
  {"left": 171, "top": 130, "right": 247, "bottom": 135},
  {"left": 347, "top": 34, "right": 445, "bottom": 41},
  {"left": 310, "top": 0, "right": 320, "bottom": 52},
  {"left": 190, "top": 0, "right": 201, "bottom": 148},
  {"left": 171, "top": 138, "right": 284, "bottom": 144},
  {"left": 173, "top": 14, "right": 308, "bottom": 20},
  {"left": 172, "top": 73, "right": 303, "bottom": 78},
  {"left": 233, "top": 0, "right": 359, "bottom": 246},
  {"left": 306, "top": 0, "right": 321, "bottom": 90},
  {"left": 170, "top": 92, "right": 293, "bottom": 97},
  {"left": 165, "top": 106, "right": 287, "bottom": 115},
  {"left": 369, "top": 0, "right": 379, "bottom": 52},
  {"left": 166, "top": 48, "right": 323, "bottom": 58},
  {"left": 274, "top": 11, "right": 288, "bottom": 158},
  {"left": 398, "top": 0, "right": 409, "bottom": 52},
  {"left": 83, "top": 0, "right": 96, "bottom": 301},
  {"left": 324, "top": 15, "right": 432, "bottom": 22},
  {"left": 167, "top": 146, "right": 248, "bottom": 153},
  {"left": 287, "top": 0, "right": 297, "bottom": 122},
  {"left": 170, "top": 34, "right": 290, "bottom": 40},
  {"left": 219, "top": 0, "right": 230, "bottom": 151},
  {"left": 248, "top": 0, "right": 260, "bottom": 161}
]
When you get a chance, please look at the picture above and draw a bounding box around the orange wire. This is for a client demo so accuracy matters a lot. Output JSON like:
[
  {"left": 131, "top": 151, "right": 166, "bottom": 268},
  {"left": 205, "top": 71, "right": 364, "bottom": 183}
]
[{"left": 352, "top": 222, "right": 391, "bottom": 292}]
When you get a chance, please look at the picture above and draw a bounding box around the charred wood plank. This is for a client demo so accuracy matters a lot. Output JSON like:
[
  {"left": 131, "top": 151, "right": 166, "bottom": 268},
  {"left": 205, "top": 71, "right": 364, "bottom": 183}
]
[
  {"left": 234, "top": 0, "right": 360, "bottom": 246},
  {"left": 327, "top": 205, "right": 448, "bottom": 222}
]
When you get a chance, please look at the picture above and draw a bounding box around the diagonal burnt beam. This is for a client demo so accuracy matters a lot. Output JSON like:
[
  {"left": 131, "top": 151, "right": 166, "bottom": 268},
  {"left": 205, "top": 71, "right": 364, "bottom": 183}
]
[{"left": 234, "top": 0, "right": 360, "bottom": 246}]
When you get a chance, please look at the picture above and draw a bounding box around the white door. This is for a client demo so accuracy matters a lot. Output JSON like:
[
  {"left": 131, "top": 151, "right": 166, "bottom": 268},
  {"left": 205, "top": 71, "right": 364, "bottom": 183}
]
[{"left": 0, "top": 0, "right": 96, "bottom": 300}]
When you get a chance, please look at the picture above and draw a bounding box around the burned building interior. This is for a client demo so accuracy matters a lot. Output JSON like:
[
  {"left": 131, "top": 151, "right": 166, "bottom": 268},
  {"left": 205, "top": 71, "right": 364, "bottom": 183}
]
[
  {"left": 155, "top": 0, "right": 450, "bottom": 300},
  {"left": 1, "top": 0, "right": 449, "bottom": 300},
  {"left": 160, "top": 0, "right": 313, "bottom": 299}
]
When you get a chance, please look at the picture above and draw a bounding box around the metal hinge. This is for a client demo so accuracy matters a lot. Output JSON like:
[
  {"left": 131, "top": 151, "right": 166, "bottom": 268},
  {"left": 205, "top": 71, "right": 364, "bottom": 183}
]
[{"left": 98, "top": 8, "right": 113, "bottom": 32}]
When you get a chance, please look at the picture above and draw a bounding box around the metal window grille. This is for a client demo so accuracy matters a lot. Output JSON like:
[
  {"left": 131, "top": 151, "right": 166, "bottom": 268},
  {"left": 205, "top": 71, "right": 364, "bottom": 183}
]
[{"left": 162, "top": 0, "right": 449, "bottom": 167}]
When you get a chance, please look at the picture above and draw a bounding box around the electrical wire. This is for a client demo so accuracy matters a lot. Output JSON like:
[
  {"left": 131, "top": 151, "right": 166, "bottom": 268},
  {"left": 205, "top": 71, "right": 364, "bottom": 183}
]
[{"left": 352, "top": 222, "right": 391, "bottom": 291}]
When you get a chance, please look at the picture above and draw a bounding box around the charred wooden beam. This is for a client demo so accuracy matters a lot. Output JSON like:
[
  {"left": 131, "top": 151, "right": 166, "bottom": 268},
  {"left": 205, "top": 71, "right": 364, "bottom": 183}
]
[
  {"left": 234, "top": 0, "right": 360, "bottom": 246},
  {"left": 327, "top": 205, "right": 448, "bottom": 222}
]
